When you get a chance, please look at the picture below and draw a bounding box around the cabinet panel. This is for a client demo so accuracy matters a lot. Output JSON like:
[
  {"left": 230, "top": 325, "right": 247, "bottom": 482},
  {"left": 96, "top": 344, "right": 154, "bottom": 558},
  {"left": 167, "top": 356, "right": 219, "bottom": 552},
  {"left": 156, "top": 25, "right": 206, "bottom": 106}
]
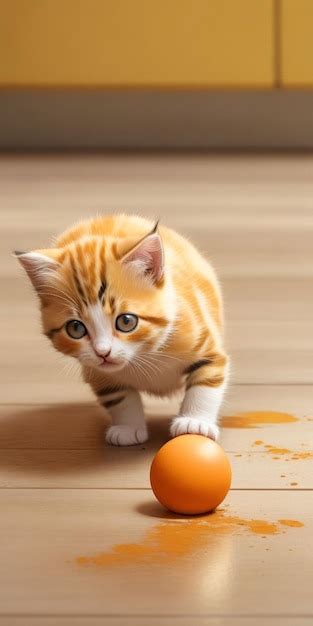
[
  {"left": 281, "top": 0, "right": 313, "bottom": 86},
  {"left": 0, "top": 1, "right": 274, "bottom": 87}
]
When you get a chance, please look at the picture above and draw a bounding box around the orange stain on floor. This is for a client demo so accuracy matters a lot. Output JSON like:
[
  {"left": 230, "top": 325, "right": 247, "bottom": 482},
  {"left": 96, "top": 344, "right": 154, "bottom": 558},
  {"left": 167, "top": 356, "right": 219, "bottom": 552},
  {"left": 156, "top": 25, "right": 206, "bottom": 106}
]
[
  {"left": 291, "top": 451, "right": 313, "bottom": 460},
  {"left": 264, "top": 445, "right": 291, "bottom": 454},
  {"left": 222, "top": 411, "right": 298, "bottom": 429},
  {"left": 257, "top": 442, "right": 313, "bottom": 461},
  {"left": 76, "top": 510, "right": 303, "bottom": 569}
]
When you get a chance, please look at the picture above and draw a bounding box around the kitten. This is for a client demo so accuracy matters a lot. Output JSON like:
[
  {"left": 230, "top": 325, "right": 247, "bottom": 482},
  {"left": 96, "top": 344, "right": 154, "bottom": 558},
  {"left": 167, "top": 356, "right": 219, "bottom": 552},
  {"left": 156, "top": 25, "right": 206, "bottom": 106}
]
[{"left": 15, "top": 215, "right": 229, "bottom": 446}]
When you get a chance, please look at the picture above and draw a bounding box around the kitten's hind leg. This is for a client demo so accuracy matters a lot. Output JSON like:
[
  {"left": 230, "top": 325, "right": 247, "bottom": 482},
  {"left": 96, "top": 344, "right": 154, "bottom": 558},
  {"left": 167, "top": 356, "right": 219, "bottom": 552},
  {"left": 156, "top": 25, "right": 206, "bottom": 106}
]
[{"left": 96, "top": 387, "right": 148, "bottom": 446}]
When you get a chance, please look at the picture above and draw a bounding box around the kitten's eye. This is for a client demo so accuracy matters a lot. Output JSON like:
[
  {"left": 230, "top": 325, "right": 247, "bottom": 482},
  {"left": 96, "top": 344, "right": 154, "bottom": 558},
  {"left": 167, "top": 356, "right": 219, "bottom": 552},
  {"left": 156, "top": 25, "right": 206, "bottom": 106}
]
[
  {"left": 115, "top": 313, "right": 138, "bottom": 333},
  {"left": 65, "top": 320, "right": 87, "bottom": 339}
]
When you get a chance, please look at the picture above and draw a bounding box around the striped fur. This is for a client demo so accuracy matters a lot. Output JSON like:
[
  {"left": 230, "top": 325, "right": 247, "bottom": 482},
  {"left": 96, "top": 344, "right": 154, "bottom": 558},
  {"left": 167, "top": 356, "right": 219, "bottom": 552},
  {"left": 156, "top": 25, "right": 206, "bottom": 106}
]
[
  {"left": 103, "top": 395, "right": 126, "bottom": 409},
  {"left": 16, "top": 214, "right": 229, "bottom": 444},
  {"left": 184, "top": 358, "right": 211, "bottom": 375}
]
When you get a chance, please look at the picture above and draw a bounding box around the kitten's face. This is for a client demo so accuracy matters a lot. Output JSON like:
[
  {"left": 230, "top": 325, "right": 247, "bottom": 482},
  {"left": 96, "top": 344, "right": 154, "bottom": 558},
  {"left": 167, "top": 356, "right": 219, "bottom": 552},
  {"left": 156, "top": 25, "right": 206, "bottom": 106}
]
[{"left": 17, "top": 232, "right": 173, "bottom": 374}]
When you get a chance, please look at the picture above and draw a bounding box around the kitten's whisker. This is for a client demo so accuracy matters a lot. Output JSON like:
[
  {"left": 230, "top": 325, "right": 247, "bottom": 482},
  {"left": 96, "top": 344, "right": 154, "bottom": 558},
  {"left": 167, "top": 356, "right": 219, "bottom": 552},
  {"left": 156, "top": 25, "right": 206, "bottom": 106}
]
[
  {"left": 135, "top": 355, "right": 163, "bottom": 376},
  {"left": 132, "top": 357, "right": 155, "bottom": 383},
  {"left": 133, "top": 355, "right": 163, "bottom": 380},
  {"left": 128, "top": 360, "right": 143, "bottom": 385}
]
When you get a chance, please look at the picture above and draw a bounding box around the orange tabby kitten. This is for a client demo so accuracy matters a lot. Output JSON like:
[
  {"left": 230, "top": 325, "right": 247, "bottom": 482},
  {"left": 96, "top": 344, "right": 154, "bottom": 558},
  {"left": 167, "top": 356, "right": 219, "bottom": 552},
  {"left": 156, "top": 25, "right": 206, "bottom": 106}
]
[{"left": 16, "top": 215, "right": 229, "bottom": 446}]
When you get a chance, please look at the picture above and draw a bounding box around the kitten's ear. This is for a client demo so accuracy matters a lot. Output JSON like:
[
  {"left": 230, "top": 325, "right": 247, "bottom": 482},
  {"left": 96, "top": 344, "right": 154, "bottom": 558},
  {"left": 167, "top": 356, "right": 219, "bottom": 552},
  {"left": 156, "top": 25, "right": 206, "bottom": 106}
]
[
  {"left": 119, "top": 230, "right": 164, "bottom": 285},
  {"left": 14, "top": 248, "right": 62, "bottom": 293}
]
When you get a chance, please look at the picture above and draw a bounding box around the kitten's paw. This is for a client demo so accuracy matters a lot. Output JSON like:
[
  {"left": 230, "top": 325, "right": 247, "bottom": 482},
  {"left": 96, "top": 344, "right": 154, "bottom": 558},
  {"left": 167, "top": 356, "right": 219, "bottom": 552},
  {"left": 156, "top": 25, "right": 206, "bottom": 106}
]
[
  {"left": 106, "top": 424, "right": 148, "bottom": 446},
  {"left": 170, "top": 416, "right": 219, "bottom": 441}
]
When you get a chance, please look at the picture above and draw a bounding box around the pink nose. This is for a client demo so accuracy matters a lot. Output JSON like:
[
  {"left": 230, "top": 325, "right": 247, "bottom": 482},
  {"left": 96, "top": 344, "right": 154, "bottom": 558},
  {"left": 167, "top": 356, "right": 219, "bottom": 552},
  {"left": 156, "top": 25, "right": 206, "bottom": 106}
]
[{"left": 96, "top": 349, "right": 111, "bottom": 359}]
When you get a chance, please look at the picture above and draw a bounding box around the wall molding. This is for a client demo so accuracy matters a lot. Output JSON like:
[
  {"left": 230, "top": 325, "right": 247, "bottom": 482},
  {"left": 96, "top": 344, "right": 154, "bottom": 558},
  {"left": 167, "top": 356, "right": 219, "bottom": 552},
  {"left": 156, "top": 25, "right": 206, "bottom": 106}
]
[{"left": 1, "top": 90, "right": 313, "bottom": 149}]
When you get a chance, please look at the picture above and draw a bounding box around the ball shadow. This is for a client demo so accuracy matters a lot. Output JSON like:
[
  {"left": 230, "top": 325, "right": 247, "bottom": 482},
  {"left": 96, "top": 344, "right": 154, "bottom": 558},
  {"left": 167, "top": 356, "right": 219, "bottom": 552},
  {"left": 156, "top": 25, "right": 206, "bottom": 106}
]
[
  {"left": 136, "top": 500, "right": 217, "bottom": 520},
  {"left": 135, "top": 500, "right": 184, "bottom": 520}
]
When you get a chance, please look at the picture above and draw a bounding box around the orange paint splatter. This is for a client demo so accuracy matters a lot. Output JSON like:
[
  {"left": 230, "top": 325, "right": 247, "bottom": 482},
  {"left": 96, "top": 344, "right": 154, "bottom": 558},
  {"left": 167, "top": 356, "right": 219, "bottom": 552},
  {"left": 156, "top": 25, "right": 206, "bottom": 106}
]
[
  {"left": 291, "top": 451, "right": 313, "bottom": 460},
  {"left": 222, "top": 411, "right": 298, "bottom": 429},
  {"left": 278, "top": 519, "right": 304, "bottom": 528},
  {"left": 266, "top": 446, "right": 291, "bottom": 454},
  {"left": 253, "top": 440, "right": 264, "bottom": 445},
  {"left": 258, "top": 442, "right": 313, "bottom": 461},
  {"left": 76, "top": 510, "right": 304, "bottom": 569}
]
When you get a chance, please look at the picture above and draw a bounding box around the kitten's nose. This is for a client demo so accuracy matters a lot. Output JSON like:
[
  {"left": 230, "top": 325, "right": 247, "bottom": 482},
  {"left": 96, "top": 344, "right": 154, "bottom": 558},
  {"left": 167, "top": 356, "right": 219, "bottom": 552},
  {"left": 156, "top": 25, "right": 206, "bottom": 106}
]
[{"left": 96, "top": 348, "right": 111, "bottom": 359}]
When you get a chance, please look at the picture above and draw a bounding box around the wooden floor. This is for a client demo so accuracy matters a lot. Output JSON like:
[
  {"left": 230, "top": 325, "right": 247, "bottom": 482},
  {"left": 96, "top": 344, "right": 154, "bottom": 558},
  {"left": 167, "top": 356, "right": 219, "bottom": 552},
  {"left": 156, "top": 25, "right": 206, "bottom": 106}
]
[{"left": 0, "top": 153, "right": 312, "bottom": 625}]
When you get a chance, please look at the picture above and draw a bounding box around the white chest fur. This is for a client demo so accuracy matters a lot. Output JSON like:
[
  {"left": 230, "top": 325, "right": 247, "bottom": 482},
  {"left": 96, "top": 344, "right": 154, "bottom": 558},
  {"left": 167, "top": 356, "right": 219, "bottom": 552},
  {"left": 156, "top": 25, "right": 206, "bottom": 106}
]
[{"left": 117, "top": 353, "right": 186, "bottom": 396}]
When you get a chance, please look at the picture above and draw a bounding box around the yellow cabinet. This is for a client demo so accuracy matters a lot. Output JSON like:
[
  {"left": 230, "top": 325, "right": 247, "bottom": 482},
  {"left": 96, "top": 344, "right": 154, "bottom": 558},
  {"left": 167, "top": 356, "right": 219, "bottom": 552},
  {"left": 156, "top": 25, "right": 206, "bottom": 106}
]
[
  {"left": 0, "top": 0, "right": 274, "bottom": 88},
  {"left": 280, "top": 0, "right": 313, "bottom": 86}
]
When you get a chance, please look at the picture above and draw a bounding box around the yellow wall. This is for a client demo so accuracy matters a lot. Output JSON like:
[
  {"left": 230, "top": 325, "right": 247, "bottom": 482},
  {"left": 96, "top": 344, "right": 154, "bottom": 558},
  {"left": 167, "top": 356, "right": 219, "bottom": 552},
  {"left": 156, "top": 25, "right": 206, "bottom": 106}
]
[
  {"left": 280, "top": 0, "right": 313, "bottom": 86},
  {"left": 0, "top": 0, "right": 274, "bottom": 87}
]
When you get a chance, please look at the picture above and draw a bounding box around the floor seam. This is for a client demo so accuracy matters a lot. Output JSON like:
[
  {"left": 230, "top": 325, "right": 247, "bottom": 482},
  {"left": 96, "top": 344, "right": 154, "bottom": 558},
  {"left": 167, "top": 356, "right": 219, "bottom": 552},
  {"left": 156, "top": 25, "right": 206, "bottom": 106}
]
[{"left": 0, "top": 486, "right": 310, "bottom": 491}]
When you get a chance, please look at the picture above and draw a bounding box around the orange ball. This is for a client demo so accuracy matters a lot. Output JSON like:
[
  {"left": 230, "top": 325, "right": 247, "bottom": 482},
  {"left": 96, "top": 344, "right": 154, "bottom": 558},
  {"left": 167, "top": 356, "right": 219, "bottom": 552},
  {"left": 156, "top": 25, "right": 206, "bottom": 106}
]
[{"left": 150, "top": 434, "right": 231, "bottom": 515}]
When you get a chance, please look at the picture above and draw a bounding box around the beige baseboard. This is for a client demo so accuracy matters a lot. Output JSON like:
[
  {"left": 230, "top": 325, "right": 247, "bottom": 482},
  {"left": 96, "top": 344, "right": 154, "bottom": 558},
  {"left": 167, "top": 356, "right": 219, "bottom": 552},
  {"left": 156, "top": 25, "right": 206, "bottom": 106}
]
[{"left": 1, "top": 90, "right": 313, "bottom": 149}]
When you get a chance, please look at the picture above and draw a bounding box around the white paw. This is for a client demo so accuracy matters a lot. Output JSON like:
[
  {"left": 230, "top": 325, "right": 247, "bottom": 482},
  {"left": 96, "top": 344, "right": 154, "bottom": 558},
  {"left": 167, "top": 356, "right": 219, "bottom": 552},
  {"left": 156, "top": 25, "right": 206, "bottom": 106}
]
[
  {"left": 106, "top": 424, "right": 148, "bottom": 446},
  {"left": 170, "top": 416, "right": 219, "bottom": 441}
]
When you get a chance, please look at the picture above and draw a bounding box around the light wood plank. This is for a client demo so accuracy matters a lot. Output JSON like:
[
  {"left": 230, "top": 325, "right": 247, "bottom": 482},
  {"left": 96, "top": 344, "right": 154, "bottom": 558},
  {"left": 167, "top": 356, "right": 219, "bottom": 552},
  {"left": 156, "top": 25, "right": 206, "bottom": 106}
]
[
  {"left": 1, "top": 338, "right": 312, "bottom": 403},
  {"left": 0, "top": 490, "right": 310, "bottom": 616},
  {"left": 3, "top": 277, "right": 313, "bottom": 321},
  {"left": 3, "top": 206, "right": 313, "bottom": 279},
  {"left": 0, "top": 383, "right": 312, "bottom": 449},
  {"left": 0, "top": 615, "right": 311, "bottom": 626},
  {"left": 2, "top": 155, "right": 313, "bottom": 280},
  {"left": 1, "top": 274, "right": 312, "bottom": 401},
  {"left": 0, "top": 448, "right": 311, "bottom": 490},
  {"left": 0, "top": 385, "right": 311, "bottom": 489}
]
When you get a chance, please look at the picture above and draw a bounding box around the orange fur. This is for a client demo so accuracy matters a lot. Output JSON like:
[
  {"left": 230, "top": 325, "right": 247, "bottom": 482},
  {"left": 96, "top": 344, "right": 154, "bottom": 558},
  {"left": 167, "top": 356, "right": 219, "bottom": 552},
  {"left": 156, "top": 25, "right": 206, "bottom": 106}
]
[{"left": 17, "top": 214, "right": 228, "bottom": 443}]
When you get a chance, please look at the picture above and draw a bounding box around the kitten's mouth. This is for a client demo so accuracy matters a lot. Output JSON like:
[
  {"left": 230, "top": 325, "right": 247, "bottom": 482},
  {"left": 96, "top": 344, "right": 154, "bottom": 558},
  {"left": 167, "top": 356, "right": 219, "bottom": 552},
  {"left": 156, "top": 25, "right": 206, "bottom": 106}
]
[{"left": 98, "top": 358, "right": 125, "bottom": 371}]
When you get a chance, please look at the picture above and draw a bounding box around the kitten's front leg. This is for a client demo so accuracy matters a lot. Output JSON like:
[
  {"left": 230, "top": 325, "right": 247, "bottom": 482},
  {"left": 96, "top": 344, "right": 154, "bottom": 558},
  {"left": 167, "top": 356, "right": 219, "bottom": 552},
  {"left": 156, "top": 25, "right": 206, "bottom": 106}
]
[
  {"left": 170, "top": 352, "right": 229, "bottom": 441},
  {"left": 96, "top": 386, "right": 148, "bottom": 446}
]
